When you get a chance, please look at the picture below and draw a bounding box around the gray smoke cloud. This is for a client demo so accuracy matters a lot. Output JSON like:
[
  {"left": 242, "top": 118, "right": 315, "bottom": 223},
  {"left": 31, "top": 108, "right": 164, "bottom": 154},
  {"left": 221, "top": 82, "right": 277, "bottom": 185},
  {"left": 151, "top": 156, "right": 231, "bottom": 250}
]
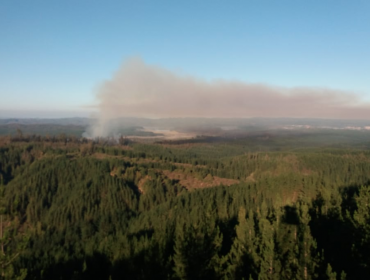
[{"left": 88, "top": 57, "right": 370, "bottom": 137}]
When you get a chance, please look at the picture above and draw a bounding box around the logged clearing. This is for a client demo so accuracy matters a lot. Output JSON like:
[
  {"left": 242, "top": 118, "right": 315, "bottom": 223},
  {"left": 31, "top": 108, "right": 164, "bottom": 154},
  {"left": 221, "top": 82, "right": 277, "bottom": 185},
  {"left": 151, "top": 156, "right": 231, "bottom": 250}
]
[
  {"left": 137, "top": 175, "right": 152, "bottom": 194},
  {"left": 162, "top": 170, "right": 239, "bottom": 190},
  {"left": 128, "top": 129, "right": 197, "bottom": 140}
]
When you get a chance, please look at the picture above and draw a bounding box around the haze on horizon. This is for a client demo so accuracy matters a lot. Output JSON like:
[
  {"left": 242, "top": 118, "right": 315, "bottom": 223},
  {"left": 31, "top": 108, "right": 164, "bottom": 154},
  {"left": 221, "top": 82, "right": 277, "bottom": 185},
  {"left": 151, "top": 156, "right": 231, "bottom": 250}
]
[{"left": 1, "top": 1, "right": 369, "bottom": 125}]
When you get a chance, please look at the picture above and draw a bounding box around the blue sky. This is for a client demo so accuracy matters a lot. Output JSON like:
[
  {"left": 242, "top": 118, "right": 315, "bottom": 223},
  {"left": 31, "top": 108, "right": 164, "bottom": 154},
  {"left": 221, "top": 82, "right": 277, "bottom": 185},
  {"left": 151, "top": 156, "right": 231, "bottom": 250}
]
[{"left": 0, "top": 0, "right": 369, "bottom": 118}]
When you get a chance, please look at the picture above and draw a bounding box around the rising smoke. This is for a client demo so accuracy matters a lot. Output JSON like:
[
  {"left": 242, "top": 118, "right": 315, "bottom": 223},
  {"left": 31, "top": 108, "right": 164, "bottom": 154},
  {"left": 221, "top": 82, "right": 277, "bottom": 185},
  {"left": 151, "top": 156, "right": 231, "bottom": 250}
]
[{"left": 87, "top": 57, "right": 370, "bottom": 137}]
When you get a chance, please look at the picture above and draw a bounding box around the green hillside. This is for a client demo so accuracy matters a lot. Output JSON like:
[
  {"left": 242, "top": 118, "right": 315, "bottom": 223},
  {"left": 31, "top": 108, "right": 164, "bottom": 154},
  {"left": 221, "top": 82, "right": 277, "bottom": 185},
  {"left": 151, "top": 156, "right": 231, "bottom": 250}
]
[{"left": 0, "top": 133, "right": 370, "bottom": 279}]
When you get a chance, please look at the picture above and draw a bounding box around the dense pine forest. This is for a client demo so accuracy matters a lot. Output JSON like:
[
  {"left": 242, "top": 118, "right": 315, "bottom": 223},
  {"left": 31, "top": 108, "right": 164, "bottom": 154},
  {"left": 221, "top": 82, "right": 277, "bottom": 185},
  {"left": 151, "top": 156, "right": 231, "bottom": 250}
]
[{"left": 1, "top": 131, "right": 370, "bottom": 279}]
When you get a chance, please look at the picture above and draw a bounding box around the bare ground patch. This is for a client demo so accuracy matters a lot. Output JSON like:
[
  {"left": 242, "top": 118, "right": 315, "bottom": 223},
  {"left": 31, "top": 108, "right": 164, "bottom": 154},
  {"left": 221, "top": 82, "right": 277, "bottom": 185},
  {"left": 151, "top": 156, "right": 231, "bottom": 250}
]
[
  {"left": 162, "top": 170, "right": 239, "bottom": 190},
  {"left": 137, "top": 175, "right": 152, "bottom": 194}
]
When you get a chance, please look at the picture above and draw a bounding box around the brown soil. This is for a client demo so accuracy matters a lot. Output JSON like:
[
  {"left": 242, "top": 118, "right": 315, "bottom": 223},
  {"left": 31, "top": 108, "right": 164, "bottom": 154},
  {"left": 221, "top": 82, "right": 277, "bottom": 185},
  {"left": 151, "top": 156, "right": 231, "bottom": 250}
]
[
  {"left": 137, "top": 175, "right": 152, "bottom": 194},
  {"left": 246, "top": 172, "right": 256, "bottom": 182},
  {"left": 162, "top": 170, "right": 239, "bottom": 190}
]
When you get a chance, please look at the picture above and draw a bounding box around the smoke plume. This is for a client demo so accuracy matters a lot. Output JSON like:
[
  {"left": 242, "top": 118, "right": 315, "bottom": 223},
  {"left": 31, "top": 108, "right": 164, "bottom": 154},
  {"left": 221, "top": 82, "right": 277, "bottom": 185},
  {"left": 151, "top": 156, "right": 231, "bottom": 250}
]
[{"left": 89, "top": 57, "right": 370, "bottom": 137}]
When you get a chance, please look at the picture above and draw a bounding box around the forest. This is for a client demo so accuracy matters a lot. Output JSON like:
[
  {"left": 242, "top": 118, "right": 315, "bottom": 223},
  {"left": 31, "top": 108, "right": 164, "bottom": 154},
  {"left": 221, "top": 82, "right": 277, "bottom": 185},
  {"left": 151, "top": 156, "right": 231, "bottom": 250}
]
[{"left": 0, "top": 129, "right": 370, "bottom": 280}]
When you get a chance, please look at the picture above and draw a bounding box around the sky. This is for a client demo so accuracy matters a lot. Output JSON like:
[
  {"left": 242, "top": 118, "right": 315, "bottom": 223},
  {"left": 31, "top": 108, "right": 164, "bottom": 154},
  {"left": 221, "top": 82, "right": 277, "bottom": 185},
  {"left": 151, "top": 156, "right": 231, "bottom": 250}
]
[{"left": 0, "top": 0, "right": 369, "bottom": 118}]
